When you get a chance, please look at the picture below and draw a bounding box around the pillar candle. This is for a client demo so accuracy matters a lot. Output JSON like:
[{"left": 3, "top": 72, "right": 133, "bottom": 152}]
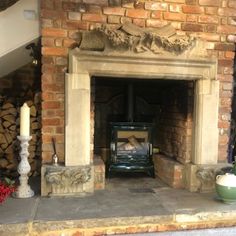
[{"left": 20, "top": 103, "right": 30, "bottom": 136}]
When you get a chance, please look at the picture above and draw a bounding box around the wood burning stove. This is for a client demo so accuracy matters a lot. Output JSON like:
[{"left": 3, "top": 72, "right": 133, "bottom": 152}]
[{"left": 107, "top": 122, "right": 154, "bottom": 177}]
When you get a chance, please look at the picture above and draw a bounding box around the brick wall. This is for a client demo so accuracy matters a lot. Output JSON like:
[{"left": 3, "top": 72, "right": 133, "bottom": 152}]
[
  {"left": 157, "top": 81, "right": 193, "bottom": 164},
  {"left": 41, "top": 0, "right": 235, "bottom": 163}
]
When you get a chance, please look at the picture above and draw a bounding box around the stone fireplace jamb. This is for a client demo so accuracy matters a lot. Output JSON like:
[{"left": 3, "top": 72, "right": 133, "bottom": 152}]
[{"left": 65, "top": 72, "right": 91, "bottom": 166}]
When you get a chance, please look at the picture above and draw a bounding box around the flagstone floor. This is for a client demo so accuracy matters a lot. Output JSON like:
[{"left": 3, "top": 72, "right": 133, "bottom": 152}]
[{"left": 1, "top": 174, "right": 236, "bottom": 236}]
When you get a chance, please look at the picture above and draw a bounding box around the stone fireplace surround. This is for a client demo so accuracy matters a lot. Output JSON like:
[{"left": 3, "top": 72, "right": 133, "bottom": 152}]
[{"left": 41, "top": 26, "right": 224, "bottom": 196}]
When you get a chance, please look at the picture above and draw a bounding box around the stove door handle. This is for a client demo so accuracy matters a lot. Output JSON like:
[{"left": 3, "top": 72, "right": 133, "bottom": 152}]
[{"left": 149, "top": 143, "right": 152, "bottom": 155}]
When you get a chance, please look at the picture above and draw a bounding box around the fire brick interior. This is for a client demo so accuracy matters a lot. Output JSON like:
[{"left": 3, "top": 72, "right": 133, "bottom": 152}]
[{"left": 93, "top": 76, "right": 194, "bottom": 167}]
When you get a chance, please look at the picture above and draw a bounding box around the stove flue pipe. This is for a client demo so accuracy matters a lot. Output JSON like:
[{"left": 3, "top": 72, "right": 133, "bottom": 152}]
[{"left": 127, "top": 83, "right": 134, "bottom": 122}]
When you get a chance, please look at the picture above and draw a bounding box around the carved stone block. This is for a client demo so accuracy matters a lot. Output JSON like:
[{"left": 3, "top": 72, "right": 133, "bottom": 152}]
[
  {"left": 185, "top": 163, "right": 232, "bottom": 193},
  {"left": 41, "top": 164, "right": 94, "bottom": 196}
]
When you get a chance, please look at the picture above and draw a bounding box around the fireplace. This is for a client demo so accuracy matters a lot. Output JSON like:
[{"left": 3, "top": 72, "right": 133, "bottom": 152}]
[{"left": 41, "top": 23, "right": 222, "bottom": 196}]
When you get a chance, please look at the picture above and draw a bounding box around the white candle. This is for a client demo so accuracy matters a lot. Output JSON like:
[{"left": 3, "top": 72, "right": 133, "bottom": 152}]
[{"left": 20, "top": 103, "right": 30, "bottom": 136}]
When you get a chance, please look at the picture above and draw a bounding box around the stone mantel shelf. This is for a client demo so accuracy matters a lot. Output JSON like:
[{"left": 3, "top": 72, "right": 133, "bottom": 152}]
[{"left": 69, "top": 48, "right": 217, "bottom": 81}]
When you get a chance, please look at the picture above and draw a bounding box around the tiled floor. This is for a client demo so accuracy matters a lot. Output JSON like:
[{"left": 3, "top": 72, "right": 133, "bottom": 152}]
[{"left": 1, "top": 174, "right": 236, "bottom": 235}]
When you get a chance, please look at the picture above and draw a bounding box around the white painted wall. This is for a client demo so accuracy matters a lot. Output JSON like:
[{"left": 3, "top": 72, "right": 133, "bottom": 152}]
[
  {"left": 0, "top": 0, "right": 40, "bottom": 57},
  {"left": 0, "top": 0, "right": 40, "bottom": 77}
]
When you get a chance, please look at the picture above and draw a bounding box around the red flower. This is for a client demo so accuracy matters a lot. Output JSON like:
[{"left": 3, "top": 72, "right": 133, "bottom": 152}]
[{"left": 0, "top": 180, "right": 15, "bottom": 203}]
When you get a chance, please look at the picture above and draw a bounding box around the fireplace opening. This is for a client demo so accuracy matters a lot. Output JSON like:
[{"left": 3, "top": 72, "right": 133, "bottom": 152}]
[{"left": 92, "top": 76, "right": 194, "bottom": 179}]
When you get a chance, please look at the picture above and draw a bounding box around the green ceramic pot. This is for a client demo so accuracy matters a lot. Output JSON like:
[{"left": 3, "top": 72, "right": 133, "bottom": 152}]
[{"left": 216, "top": 173, "right": 236, "bottom": 204}]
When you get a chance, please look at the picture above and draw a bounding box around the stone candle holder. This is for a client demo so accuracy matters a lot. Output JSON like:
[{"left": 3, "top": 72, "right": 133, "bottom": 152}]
[{"left": 13, "top": 135, "right": 34, "bottom": 198}]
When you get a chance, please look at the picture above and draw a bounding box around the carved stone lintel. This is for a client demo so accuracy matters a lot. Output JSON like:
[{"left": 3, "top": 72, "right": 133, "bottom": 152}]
[{"left": 75, "top": 22, "right": 196, "bottom": 55}]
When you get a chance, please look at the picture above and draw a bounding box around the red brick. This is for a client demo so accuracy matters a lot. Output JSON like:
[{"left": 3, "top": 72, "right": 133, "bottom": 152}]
[
  {"left": 227, "top": 35, "right": 236, "bottom": 42},
  {"left": 41, "top": 0, "right": 54, "bottom": 10},
  {"left": 229, "top": 0, "right": 236, "bottom": 8},
  {"left": 163, "top": 12, "right": 186, "bottom": 21},
  {"left": 41, "top": 19, "right": 53, "bottom": 28},
  {"left": 42, "top": 83, "right": 64, "bottom": 92},
  {"left": 122, "top": 2, "right": 134, "bottom": 8},
  {"left": 134, "top": 1, "right": 145, "bottom": 9},
  {"left": 63, "top": 39, "right": 76, "bottom": 48},
  {"left": 68, "top": 12, "right": 81, "bottom": 21},
  {"left": 196, "top": 33, "right": 220, "bottom": 41},
  {"left": 42, "top": 118, "right": 61, "bottom": 126},
  {"left": 151, "top": 11, "right": 162, "bottom": 19},
  {"left": 185, "top": 0, "right": 197, "bottom": 4},
  {"left": 163, "top": 0, "right": 185, "bottom": 3},
  {"left": 41, "top": 91, "right": 55, "bottom": 100},
  {"left": 218, "top": 8, "right": 236, "bottom": 17},
  {"left": 42, "top": 37, "right": 55, "bottom": 47},
  {"left": 126, "top": 9, "right": 150, "bottom": 18},
  {"left": 54, "top": 38, "right": 62, "bottom": 47},
  {"left": 52, "top": 19, "right": 62, "bottom": 28},
  {"left": 225, "top": 51, "right": 235, "bottom": 58},
  {"left": 228, "top": 17, "right": 236, "bottom": 26},
  {"left": 62, "top": 2, "right": 76, "bottom": 11},
  {"left": 182, "top": 5, "right": 204, "bottom": 14},
  {"left": 220, "top": 91, "right": 233, "bottom": 98},
  {"left": 199, "top": 15, "right": 218, "bottom": 24},
  {"left": 219, "top": 134, "right": 229, "bottom": 145},
  {"left": 215, "top": 43, "right": 235, "bottom": 51},
  {"left": 42, "top": 64, "right": 56, "bottom": 74},
  {"left": 55, "top": 57, "right": 67, "bottom": 66},
  {"left": 42, "top": 47, "right": 67, "bottom": 56},
  {"left": 169, "top": 4, "right": 182, "bottom": 13},
  {"left": 87, "top": 5, "right": 102, "bottom": 13},
  {"left": 186, "top": 14, "right": 198, "bottom": 22},
  {"left": 41, "top": 58, "right": 54, "bottom": 66},
  {"left": 42, "top": 126, "right": 55, "bottom": 134},
  {"left": 42, "top": 28, "right": 67, "bottom": 37},
  {"left": 42, "top": 134, "right": 64, "bottom": 143},
  {"left": 62, "top": 20, "right": 88, "bottom": 30},
  {"left": 83, "top": 0, "right": 108, "bottom": 5},
  {"left": 82, "top": 13, "right": 107, "bottom": 22},
  {"left": 220, "top": 98, "right": 232, "bottom": 107},
  {"left": 108, "top": 15, "right": 120, "bottom": 24},
  {"left": 133, "top": 18, "right": 146, "bottom": 27},
  {"left": 223, "top": 66, "right": 234, "bottom": 75},
  {"left": 205, "top": 24, "right": 216, "bottom": 33},
  {"left": 42, "top": 73, "right": 56, "bottom": 83},
  {"left": 41, "top": 9, "right": 67, "bottom": 19},
  {"left": 103, "top": 7, "right": 125, "bottom": 15},
  {"left": 146, "top": 19, "right": 168, "bottom": 28},
  {"left": 56, "top": 127, "right": 64, "bottom": 134},
  {"left": 205, "top": 7, "right": 218, "bottom": 15},
  {"left": 218, "top": 149, "right": 228, "bottom": 162},
  {"left": 218, "top": 59, "right": 234, "bottom": 67},
  {"left": 121, "top": 16, "right": 132, "bottom": 24},
  {"left": 182, "top": 23, "right": 204, "bottom": 32},
  {"left": 199, "top": 0, "right": 220, "bottom": 6},
  {"left": 145, "top": 2, "right": 168, "bottom": 11},
  {"left": 54, "top": 0, "right": 62, "bottom": 10},
  {"left": 218, "top": 25, "right": 236, "bottom": 34}
]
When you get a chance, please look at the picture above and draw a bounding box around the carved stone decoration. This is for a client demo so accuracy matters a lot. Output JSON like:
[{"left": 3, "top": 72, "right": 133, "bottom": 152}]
[
  {"left": 0, "top": 0, "right": 19, "bottom": 12},
  {"left": 75, "top": 22, "right": 196, "bottom": 55},
  {"left": 196, "top": 168, "right": 216, "bottom": 192},
  {"left": 43, "top": 165, "right": 92, "bottom": 196}
]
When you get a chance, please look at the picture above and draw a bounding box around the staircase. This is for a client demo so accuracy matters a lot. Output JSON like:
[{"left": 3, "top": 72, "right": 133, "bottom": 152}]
[{"left": 0, "top": 0, "right": 40, "bottom": 77}]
